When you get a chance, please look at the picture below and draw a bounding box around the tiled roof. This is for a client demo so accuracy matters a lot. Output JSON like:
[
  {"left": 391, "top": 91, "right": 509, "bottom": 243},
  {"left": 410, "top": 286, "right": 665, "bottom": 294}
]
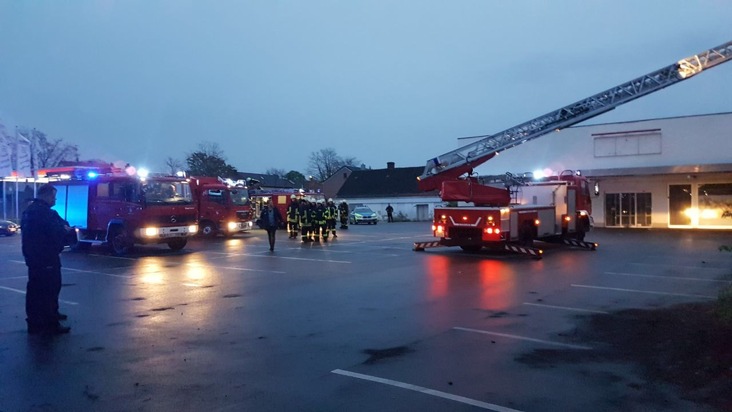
[
  {"left": 235, "top": 172, "right": 297, "bottom": 189},
  {"left": 337, "top": 166, "right": 435, "bottom": 197}
]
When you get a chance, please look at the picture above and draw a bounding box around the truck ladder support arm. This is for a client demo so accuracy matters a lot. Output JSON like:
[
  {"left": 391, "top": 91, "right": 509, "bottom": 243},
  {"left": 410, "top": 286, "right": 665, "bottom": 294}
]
[{"left": 417, "top": 41, "right": 732, "bottom": 192}]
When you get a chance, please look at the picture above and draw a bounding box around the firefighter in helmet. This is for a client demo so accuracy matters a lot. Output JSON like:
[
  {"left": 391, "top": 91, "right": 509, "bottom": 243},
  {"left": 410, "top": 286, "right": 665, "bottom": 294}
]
[
  {"left": 286, "top": 194, "right": 300, "bottom": 239},
  {"left": 313, "top": 199, "right": 327, "bottom": 242},
  {"left": 338, "top": 200, "right": 349, "bottom": 229},
  {"left": 298, "top": 198, "right": 312, "bottom": 242},
  {"left": 325, "top": 198, "right": 338, "bottom": 238}
]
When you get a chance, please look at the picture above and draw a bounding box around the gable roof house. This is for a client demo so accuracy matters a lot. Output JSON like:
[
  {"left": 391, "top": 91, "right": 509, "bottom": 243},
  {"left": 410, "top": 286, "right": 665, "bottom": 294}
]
[
  {"left": 321, "top": 165, "right": 360, "bottom": 200},
  {"left": 336, "top": 162, "right": 440, "bottom": 222},
  {"left": 235, "top": 172, "right": 298, "bottom": 190}
]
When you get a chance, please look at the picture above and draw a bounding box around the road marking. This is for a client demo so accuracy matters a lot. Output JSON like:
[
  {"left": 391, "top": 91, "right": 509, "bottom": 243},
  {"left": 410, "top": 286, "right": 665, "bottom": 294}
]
[
  {"left": 185, "top": 263, "right": 286, "bottom": 274},
  {"left": 331, "top": 369, "right": 524, "bottom": 412},
  {"left": 212, "top": 252, "right": 351, "bottom": 264},
  {"left": 0, "top": 276, "right": 28, "bottom": 280},
  {"left": 605, "top": 271, "right": 732, "bottom": 283},
  {"left": 63, "top": 267, "right": 134, "bottom": 278},
  {"left": 629, "top": 262, "right": 729, "bottom": 271},
  {"left": 522, "top": 302, "right": 608, "bottom": 314},
  {"left": 0, "top": 286, "right": 79, "bottom": 305},
  {"left": 453, "top": 327, "right": 592, "bottom": 350},
  {"left": 9, "top": 260, "right": 133, "bottom": 279},
  {"left": 571, "top": 284, "right": 716, "bottom": 299}
]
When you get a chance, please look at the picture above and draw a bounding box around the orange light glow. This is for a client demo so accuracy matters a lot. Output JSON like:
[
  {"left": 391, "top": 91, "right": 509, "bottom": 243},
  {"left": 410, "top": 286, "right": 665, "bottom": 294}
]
[
  {"left": 534, "top": 219, "right": 540, "bottom": 225},
  {"left": 462, "top": 215, "right": 468, "bottom": 221},
  {"left": 564, "top": 216, "right": 571, "bottom": 222}
]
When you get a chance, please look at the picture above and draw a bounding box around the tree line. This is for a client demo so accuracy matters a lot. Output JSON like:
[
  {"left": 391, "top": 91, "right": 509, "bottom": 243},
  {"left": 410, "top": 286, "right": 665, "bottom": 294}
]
[{"left": 4, "top": 122, "right": 361, "bottom": 184}]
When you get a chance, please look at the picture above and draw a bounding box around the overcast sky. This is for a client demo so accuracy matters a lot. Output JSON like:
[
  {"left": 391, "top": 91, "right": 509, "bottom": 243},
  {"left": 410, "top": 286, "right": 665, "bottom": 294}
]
[{"left": 1, "top": 1, "right": 730, "bottom": 176}]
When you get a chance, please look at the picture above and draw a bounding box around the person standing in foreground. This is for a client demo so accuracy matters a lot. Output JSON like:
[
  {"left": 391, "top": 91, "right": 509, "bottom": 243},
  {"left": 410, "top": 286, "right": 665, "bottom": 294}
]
[
  {"left": 260, "top": 198, "right": 283, "bottom": 251},
  {"left": 22, "top": 183, "right": 72, "bottom": 335}
]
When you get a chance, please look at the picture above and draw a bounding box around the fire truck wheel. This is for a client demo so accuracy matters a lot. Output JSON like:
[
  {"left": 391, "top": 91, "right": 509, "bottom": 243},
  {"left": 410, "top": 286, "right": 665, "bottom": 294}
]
[
  {"left": 200, "top": 221, "right": 217, "bottom": 238},
  {"left": 168, "top": 238, "right": 187, "bottom": 251},
  {"left": 110, "top": 232, "right": 133, "bottom": 256}
]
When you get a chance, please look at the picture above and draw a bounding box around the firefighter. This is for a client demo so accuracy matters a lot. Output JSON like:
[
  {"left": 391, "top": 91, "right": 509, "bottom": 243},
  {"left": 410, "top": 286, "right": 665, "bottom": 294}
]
[
  {"left": 286, "top": 194, "right": 300, "bottom": 239},
  {"left": 325, "top": 198, "right": 338, "bottom": 238},
  {"left": 338, "top": 200, "right": 349, "bottom": 229},
  {"left": 299, "top": 198, "right": 312, "bottom": 242},
  {"left": 313, "top": 200, "right": 327, "bottom": 242}
]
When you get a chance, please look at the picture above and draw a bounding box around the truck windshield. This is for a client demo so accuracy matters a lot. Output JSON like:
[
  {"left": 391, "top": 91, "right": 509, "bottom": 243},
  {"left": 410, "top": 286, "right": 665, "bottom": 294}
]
[
  {"left": 230, "top": 189, "right": 249, "bottom": 206},
  {"left": 142, "top": 181, "right": 194, "bottom": 205}
]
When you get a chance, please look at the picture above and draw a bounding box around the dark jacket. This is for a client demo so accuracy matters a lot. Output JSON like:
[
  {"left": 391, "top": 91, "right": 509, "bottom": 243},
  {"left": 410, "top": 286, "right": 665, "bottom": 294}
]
[
  {"left": 21, "top": 198, "right": 68, "bottom": 268},
  {"left": 259, "top": 206, "right": 283, "bottom": 230}
]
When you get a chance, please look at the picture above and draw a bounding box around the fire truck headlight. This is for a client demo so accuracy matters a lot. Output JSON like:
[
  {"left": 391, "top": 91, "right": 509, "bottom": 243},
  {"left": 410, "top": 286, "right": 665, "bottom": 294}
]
[
  {"left": 227, "top": 222, "right": 238, "bottom": 231},
  {"left": 144, "top": 227, "right": 158, "bottom": 237},
  {"left": 188, "top": 225, "right": 198, "bottom": 234},
  {"left": 433, "top": 224, "right": 445, "bottom": 235}
]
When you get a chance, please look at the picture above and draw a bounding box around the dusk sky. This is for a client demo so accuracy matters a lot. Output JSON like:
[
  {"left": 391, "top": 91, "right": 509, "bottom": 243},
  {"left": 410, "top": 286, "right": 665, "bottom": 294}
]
[{"left": 1, "top": 1, "right": 730, "bottom": 176}]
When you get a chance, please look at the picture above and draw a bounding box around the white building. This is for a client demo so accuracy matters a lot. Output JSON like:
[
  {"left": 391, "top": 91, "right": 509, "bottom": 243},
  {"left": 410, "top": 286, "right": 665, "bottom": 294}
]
[{"left": 475, "top": 112, "right": 732, "bottom": 229}]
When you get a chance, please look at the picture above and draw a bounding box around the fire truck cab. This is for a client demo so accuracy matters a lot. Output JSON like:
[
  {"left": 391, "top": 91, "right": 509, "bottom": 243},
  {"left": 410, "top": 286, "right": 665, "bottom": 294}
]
[
  {"left": 45, "top": 167, "right": 198, "bottom": 255},
  {"left": 189, "top": 176, "right": 255, "bottom": 237}
]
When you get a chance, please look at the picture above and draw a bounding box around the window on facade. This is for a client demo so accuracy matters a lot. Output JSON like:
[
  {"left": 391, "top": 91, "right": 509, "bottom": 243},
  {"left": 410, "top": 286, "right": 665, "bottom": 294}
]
[
  {"left": 669, "top": 184, "right": 692, "bottom": 226},
  {"left": 593, "top": 129, "right": 662, "bottom": 157},
  {"left": 698, "top": 183, "right": 732, "bottom": 227},
  {"left": 605, "top": 192, "right": 652, "bottom": 227}
]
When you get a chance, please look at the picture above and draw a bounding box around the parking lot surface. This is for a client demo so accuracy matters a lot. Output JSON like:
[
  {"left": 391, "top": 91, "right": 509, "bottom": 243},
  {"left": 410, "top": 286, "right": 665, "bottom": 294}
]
[{"left": 1, "top": 224, "right": 730, "bottom": 411}]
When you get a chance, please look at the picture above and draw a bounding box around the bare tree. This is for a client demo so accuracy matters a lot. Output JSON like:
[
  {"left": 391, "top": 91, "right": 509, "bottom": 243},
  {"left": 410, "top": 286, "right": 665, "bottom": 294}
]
[
  {"left": 21, "top": 128, "right": 79, "bottom": 170},
  {"left": 265, "top": 168, "right": 287, "bottom": 177},
  {"left": 307, "top": 148, "right": 360, "bottom": 181},
  {"left": 165, "top": 157, "right": 184, "bottom": 175}
]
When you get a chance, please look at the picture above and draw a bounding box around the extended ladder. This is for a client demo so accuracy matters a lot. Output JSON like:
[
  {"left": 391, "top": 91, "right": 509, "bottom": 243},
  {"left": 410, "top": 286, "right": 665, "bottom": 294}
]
[{"left": 418, "top": 41, "right": 732, "bottom": 190}]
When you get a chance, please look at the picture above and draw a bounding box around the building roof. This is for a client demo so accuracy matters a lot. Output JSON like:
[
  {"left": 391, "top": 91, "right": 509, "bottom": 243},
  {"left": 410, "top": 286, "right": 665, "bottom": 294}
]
[
  {"left": 235, "top": 172, "right": 297, "bottom": 189},
  {"left": 337, "top": 163, "right": 437, "bottom": 198}
]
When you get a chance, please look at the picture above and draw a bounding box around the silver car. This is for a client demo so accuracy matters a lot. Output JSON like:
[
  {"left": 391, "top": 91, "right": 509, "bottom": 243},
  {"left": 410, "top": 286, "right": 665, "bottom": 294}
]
[
  {"left": 0, "top": 220, "right": 19, "bottom": 236},
  {"left": 349, "top": 207, "right": 378, "bottom": 225}
]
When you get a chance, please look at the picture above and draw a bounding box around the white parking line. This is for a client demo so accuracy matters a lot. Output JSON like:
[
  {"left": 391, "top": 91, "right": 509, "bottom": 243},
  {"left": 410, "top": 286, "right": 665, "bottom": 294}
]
[
  {"left": 0, "top": 286, "right": 79, "bottom": 305},
  {"left": 185, "top": 263, "right": 286, "bottom": 274},
  {"left": 571, "top": 284, "right": 716, "bottom": 299},
  {"left": 522, "top": 302, "right": 608, "bottom": 314},
  {"left": 9, "top": 260, "right": 134, "bottom": 279},
  {"left": 212, "top": 252, "right": 351, "bottom": 264},
  {"left": 331, "top": 369, "right": 523, "bottom": 412},
  {"left": 629, "top": 262, "right": 729, "bottom": 271},
  {"left": 605, "top": 271, "right": 732, "bottom": 283},
  {"left": 453, "top": 327, "right": 592, "bottom": 350}
]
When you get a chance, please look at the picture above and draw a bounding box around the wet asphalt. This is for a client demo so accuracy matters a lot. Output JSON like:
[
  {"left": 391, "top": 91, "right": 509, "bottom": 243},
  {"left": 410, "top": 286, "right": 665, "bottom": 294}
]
[{"left": 1, "top": 223, "right": 730, "bottom": 412}]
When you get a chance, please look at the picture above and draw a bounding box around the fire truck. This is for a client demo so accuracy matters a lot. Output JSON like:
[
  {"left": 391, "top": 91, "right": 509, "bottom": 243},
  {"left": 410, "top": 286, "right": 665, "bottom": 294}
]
[
  {"left": 415, "top": 41, "right": 732, "bottom": 258},
  {"left": 189, "top": 176, "right": 255, "bottom": 237},
  {"left": 44, "top": 166, "right": 198, "bottom": 255}
]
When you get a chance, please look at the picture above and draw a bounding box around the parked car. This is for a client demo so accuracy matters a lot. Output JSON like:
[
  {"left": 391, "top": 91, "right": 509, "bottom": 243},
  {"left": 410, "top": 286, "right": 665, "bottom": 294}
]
[
  {"left": 0, "top": 220, "right": 19, "bottom": 236},
  {"left": 349, "top": 206, "right": 378, "bottom": 225}
]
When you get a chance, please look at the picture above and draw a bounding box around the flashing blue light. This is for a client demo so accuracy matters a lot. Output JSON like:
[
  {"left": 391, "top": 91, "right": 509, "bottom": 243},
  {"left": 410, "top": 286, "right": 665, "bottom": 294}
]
[{"left": 87, "top": 171, "right": 98, "bottom": 179}]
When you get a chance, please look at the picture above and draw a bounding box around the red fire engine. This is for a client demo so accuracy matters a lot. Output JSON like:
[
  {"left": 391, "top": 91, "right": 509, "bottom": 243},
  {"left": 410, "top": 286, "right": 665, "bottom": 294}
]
[
  {"left": 43, "top": 166, "right": 198, "bottom": 255},
  {"left": 415, "top": 41, "right": 732, "bottom": 258},
  {"left": 189, "top": 176, "right": 255, "bottom": 237}
]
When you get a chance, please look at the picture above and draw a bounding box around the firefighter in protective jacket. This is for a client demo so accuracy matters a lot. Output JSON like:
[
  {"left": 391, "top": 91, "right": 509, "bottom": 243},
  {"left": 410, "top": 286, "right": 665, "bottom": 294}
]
[
  {"left": 286, "top": 195, "right": 300, "bottom": 239},
  {"left": 313, "top": 200, "right": 327, "bottom": 242},
  {"left": 338, "top": 200, "right": 349, "bottom": 229},
  {"left": 299, "top": 198, "right": 313, "bottom": 242},
  {"left": 326, "top": 198, "right": 338, "bottom": 238}
]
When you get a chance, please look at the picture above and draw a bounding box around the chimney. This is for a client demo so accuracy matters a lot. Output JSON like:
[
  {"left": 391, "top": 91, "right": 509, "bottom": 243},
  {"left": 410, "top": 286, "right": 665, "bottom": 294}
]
[{"left": 387, "top": 162, "right": 395, "bottom": 170}]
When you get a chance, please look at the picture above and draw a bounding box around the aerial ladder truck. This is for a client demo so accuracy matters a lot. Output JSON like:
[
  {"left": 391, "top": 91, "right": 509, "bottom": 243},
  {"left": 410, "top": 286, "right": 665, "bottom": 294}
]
[{"left": 414, "top": 41, "right": 732, "bottom": 258}]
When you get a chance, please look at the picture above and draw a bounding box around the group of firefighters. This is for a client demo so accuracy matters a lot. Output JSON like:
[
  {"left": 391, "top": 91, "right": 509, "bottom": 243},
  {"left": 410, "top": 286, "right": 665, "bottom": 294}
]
[{"left": 285, "top": 195, "right": 350, "bottom": 242}]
